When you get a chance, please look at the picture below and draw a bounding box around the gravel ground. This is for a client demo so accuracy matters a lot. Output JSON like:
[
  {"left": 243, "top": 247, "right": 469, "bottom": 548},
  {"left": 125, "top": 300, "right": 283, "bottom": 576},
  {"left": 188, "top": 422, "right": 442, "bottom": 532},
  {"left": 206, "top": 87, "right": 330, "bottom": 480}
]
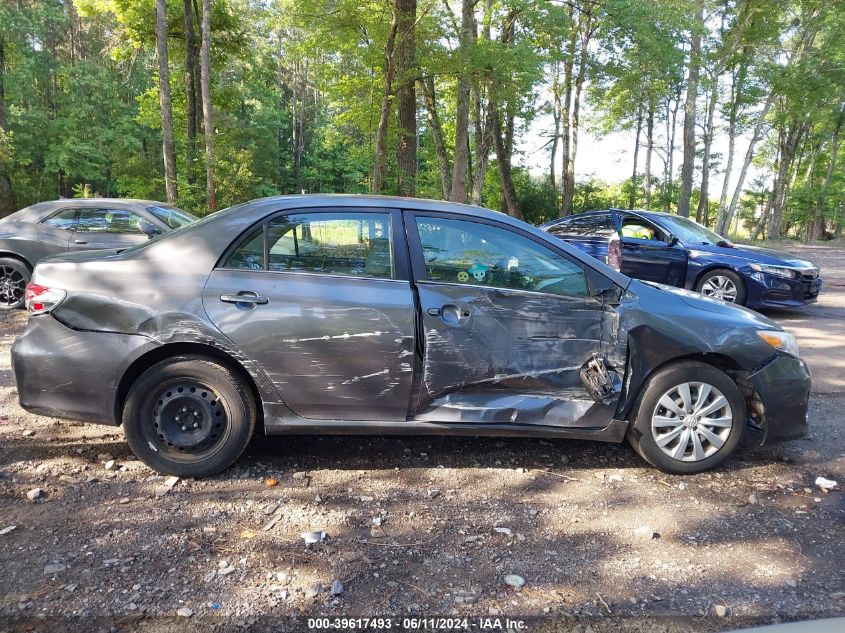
[{"left": 0, "top": 243, "right": 843, "bottom": 633}]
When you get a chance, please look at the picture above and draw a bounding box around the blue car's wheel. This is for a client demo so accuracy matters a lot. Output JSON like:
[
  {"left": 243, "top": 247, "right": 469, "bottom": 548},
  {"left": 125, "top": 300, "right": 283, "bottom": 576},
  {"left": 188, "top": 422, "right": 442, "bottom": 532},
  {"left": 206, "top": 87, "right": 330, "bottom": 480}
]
[{"left": 695, "top": 269, "right": 747, "bottom": 305}]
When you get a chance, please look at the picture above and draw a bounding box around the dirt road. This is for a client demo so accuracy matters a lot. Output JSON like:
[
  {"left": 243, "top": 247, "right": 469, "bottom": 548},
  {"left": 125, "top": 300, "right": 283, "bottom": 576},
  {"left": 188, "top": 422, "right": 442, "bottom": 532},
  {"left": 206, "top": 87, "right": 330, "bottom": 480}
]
[{"left": 0, "top": 243, "right": 843, "bottom": 633}]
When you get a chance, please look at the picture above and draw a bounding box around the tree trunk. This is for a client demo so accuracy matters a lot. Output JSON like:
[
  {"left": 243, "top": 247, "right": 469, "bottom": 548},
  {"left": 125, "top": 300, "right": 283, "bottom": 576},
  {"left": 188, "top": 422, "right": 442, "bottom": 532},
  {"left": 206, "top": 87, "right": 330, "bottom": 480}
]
[
  {"left": 562, "top": 6, "right": 593, "bottom": 217},
  {"left": 155, "top": 0, "right": 178, "bottom": 204},
  {"left": 490, "top": 100, "right": 521, "bottom": 220},
  {"left": 200, "top": 0, "right": 217, "bottom": 211},
  {"left": 677, "top": 1, "right": 703, "bottom": 218},
  {"left": 664, "top": 91, "right": 680, "bottom": 212},
  {"left": 644, "top": 101, "right": 654, "bottom": 208},
  {"left": 628, "top": 100, "right": 642, "bottom": 209},
  {"left": 723, "top": 91, "right": 774, "bottom": 236},
  {"left": 812, "top": 110, "right": 844, "bottom": 240},
  {"left": 420, "top": 77, "right": 451, "bottom": 199},
  {"left": 371, "top": 13, "right": 399, "bottom": 194},
  {"left": 696, "top": 79, "right": 718, "bottom": 225},
  {"left": 470, "top": 83, "right": 492, "bottom": 205},
  {"left": 183, "top": 0, "right": 198, "bottom": 185},
  {"left": 550, "top": 58, "right": 561, "bottom": 199},
  {"left": 395, "top": 0, "right": 417, "bottom": 197},
  {"left": 450, "top": 0, "right": 475, "bottom": 202},
  {"left": 767, "top": 122, "right": 807, "bottom": 239},
  {"left": 715, "top": 63, "right": 744, "bottom": 233},
  {"left": 0, "top": 35, "right": 13, "bottom": 215},
  {"left": 558, "top": 3, "right": 577, "bottom": 218}
]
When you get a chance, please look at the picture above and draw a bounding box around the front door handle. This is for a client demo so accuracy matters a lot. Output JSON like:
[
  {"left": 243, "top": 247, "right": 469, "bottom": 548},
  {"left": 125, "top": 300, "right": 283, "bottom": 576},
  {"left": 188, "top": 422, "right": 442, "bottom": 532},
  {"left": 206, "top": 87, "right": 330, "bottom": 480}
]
[
  {"left": 440, "top": 304, "right": 470, "bottom": 325},
  {"left": 220, "top": 292, "right": 269, "bottom": 306},
  {"left": 74, "top": 239, "right": 88, "bottom": 244}
]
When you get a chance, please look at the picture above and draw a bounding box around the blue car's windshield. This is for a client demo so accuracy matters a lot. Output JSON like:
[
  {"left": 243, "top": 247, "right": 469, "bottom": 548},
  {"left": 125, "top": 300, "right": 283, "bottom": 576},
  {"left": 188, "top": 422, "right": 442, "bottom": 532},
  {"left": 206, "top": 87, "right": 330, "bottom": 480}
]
[{"left": 656, "top": 215, "right": 728, "bottom": 246}]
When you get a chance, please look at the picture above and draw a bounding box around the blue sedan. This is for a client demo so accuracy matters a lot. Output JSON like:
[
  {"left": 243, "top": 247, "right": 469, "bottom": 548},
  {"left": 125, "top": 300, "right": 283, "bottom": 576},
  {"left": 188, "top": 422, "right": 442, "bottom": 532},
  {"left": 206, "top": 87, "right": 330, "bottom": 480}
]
[{"left": 541, "top": 209, "right": 822, "bottom": 310}]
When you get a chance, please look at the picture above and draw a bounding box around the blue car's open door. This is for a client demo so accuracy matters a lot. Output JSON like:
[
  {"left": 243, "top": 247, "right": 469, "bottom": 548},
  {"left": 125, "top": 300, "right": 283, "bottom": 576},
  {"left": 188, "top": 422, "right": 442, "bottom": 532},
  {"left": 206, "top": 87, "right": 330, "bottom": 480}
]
[{"left": 612, "top": 210, "right": 688, "bottom": 287}]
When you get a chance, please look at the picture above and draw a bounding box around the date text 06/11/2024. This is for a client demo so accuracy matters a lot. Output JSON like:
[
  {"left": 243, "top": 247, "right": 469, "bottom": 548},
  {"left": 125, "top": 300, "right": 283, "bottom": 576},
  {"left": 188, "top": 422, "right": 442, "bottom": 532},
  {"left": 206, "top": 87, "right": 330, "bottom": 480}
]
[{"left": 306, "top": 617, "right": 528, "bottom": 630}]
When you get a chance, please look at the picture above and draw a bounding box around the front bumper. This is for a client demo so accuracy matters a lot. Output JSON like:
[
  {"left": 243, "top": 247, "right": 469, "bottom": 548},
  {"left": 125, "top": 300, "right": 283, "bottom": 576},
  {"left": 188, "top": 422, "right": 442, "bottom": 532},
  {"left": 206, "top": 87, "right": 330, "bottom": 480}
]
[
  {"left": 746, "top": 270, "right": 822, "bottom": 309},
  {"left": 746, "top": 352, "right": 811, "bottom": 444},
  {"left": 11, "top": 315, "right": 151, "bottom": 425}
]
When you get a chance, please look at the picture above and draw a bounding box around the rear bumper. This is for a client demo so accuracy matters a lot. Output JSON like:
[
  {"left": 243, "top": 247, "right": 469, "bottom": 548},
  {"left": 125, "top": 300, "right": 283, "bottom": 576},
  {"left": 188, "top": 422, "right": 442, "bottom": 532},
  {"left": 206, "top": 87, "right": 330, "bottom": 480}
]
[
  {"left": 11, "top": 315, "right": 150, "bottom": 425},
  {"left": 745, "top": 271, "right": 822, "bottom": 309},
  {"left": 746, "top": 353, "right": 811, "bottom": 444}
]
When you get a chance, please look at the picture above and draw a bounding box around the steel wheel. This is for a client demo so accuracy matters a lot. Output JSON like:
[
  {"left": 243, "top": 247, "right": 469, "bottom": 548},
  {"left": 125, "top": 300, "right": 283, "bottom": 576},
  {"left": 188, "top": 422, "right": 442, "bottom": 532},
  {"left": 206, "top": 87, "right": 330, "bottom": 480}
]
[
  {"left": 650, "top": 381, "right": 734, "bottom": 462},
  {"left": 148, "top": 380, "right": 230, "bottom": 461},
  {"left": 0, "top": 265, "right": 26, "bottom": 308},
  {"left": 699, "top": 275, "right": 738, "bottom": 302}
]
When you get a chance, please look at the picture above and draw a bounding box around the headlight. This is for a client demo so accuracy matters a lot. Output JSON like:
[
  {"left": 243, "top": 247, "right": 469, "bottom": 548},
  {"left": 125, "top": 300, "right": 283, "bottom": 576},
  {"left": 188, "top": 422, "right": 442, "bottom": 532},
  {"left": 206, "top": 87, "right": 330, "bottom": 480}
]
[
  {"left": 757, "top": 330, "right": 800, "bottom": 357},
  {"left": 749, "top": 263, "right": 799, "bottom": 279}
]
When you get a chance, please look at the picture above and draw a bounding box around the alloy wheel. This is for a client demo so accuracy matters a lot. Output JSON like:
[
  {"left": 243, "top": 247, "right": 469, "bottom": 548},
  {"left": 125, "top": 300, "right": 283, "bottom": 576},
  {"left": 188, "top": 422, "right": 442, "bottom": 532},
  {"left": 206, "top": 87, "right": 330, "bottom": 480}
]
[
  {"left": 700, "top": 275, "right": 738, "bottom": 302},
  {"left": 0, "top": 266, "right": 25, "bottom": 307},
  {"left": 650, "top": 381, "right": 734, "bottom": 462}
]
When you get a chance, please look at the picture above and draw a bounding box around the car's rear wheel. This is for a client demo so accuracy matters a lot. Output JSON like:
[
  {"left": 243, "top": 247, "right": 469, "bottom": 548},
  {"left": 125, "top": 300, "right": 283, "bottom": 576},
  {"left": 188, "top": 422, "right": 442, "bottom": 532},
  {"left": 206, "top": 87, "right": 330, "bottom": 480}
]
[
  {"left": 123, "top": 355, "right": 256, "bottom": 477},
  {"left": 695, "top": 269, "right": 747, "bottom": 305},
  {"left": 0, "top": 257, "right": 30, "bottom": 310},
  {"left": 627, "top": 361, "right": 745, "bottom": 474}
]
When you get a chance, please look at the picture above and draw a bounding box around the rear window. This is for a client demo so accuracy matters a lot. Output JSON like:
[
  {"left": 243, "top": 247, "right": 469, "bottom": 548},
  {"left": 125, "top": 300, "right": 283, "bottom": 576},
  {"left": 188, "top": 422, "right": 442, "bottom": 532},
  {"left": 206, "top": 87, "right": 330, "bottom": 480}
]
[
  {"left": 147, "top": 205, "right": 198, "bottom": 229},
  {"left": 549, "top": 213, "right": 614, "bottom": 237}
]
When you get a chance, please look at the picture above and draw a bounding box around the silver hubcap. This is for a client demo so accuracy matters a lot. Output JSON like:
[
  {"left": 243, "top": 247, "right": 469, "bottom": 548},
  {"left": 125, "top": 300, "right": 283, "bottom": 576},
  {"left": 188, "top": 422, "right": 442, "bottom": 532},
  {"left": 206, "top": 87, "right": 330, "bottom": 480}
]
[
  {"left": 700, "top": 275, "right": 737, "bottom": 302},
  {"left": 651, "top": 382, "right": 734, "bottom": 462}
]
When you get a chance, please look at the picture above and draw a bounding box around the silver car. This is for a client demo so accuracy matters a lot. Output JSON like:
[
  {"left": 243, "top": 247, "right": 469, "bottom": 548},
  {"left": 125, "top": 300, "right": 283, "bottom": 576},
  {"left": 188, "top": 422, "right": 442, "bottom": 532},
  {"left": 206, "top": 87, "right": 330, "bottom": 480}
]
[{"left": 0, "top": 198, "right": 197, "bottom": 309}]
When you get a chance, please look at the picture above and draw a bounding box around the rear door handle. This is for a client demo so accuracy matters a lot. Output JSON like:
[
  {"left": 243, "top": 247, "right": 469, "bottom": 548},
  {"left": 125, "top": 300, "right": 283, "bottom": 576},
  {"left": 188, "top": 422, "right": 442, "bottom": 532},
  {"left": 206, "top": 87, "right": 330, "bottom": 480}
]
[
  {"left": 220, "top": 293, "right": 269, "bottom": 306},
  {"left": 74, "top": 239, "right": 88, "bottom": 244}
]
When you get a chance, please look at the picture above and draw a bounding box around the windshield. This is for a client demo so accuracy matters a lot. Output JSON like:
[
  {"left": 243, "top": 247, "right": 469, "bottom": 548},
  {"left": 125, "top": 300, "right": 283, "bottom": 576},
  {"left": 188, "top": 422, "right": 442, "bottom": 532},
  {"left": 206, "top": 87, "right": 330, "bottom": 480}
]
[
  {"left": 147, "top": 205, "right": 198, "bottom": 229},
  {"left": 655, "top": 214, "right": 727, "bottom": 245}
]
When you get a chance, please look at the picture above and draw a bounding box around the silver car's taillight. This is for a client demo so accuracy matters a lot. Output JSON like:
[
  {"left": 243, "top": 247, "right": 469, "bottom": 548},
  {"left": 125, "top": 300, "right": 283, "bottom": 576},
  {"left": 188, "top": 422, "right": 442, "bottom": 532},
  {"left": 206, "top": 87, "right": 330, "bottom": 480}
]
[{"left": 25, "top": 283, "right": 67, "bottom": 315}]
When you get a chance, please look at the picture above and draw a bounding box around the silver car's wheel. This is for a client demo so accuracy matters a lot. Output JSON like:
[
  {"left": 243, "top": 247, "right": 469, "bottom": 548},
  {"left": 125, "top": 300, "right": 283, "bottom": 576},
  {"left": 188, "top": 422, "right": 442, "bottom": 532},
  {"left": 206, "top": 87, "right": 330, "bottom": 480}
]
[
  {"left": 651, "top": 381, "right": 734, "bottom": 462},
  {"left": 0, "top": 258, "right": 30, "bottom": 310},
  {"left": 699, "top": 275, "right": 738, "bottom": 302}
]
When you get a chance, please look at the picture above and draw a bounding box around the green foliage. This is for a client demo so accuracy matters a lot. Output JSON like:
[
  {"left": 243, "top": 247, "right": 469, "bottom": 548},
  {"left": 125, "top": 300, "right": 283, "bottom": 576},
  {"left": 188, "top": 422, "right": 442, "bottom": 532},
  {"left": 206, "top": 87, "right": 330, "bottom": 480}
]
[{"left": 0, "top": 0, "right": 842, "bottom": 240}]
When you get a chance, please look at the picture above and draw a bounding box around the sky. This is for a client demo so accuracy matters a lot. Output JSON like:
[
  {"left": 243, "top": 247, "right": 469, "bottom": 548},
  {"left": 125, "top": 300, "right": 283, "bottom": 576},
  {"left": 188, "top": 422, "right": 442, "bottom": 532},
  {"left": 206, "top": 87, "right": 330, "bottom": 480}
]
[{"left": 518, "top": 99, "right": 766, "bottom": 210}]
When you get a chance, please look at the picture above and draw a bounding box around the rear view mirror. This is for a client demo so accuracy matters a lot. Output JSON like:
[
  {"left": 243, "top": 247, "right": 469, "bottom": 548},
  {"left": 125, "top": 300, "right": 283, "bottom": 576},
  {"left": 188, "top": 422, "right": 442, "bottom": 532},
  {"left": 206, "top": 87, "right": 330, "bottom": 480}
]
[{"left": 137, "top": 219, "right": 161, "bottom": 238}]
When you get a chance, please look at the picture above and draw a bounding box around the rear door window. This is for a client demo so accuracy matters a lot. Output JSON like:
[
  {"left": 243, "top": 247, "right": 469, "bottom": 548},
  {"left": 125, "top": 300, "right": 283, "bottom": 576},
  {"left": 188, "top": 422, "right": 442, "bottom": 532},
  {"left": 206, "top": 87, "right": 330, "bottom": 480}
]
[
  {"left": 41, "top": 209, "right": 79, "bottom": 230},
  {"left": 75, "top": 208, "right": 146, "bottom": 234},
  {"left": 224, "top": 212, "right": 394, "bottom": 280}
]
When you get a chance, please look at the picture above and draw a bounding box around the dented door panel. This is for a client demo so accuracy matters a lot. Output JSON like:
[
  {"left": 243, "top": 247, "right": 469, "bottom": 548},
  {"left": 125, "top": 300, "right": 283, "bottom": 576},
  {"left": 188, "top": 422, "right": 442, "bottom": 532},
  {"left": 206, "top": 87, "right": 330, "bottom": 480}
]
[
  {"left": 203, "top": 269, "right": 416, "bottom": 420},
  {"left": 413, "top": 283, "right": 625, "bottom": 427}
]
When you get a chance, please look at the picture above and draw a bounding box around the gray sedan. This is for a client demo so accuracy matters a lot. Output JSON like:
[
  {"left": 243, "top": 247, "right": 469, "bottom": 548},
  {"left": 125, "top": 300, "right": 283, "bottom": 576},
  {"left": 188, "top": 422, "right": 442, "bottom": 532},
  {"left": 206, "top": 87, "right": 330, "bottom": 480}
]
[
  {"left": 0, "top": 198, "right": 197, "bottom": 309},
  {"left": 11, "top": 196, "right": 810, "bottom": 477}
]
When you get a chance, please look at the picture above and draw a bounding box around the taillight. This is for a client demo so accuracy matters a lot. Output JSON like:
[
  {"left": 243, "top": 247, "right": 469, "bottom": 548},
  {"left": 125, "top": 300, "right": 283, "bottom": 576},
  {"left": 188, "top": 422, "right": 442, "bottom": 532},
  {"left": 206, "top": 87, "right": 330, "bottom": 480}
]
[{"left": 25, "top": 283, "right": 67, "bottom": 315}]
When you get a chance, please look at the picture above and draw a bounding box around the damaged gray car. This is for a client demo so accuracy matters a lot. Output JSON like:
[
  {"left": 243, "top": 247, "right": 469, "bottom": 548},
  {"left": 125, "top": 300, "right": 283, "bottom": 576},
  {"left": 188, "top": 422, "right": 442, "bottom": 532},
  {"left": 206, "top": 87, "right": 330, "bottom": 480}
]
[{"left": 11, "top": 196, "right": 810, "bottom": 477}]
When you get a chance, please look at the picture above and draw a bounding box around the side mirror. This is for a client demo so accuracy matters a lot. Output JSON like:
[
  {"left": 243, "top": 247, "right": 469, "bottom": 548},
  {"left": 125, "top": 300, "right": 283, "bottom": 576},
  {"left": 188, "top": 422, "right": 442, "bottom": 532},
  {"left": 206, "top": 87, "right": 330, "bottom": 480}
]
[
  {"left": 137, "top": 219, "right": 161, "bottom": 238},
  {"left": 668, "top": 234, "right": 680, "bottom": 246}
]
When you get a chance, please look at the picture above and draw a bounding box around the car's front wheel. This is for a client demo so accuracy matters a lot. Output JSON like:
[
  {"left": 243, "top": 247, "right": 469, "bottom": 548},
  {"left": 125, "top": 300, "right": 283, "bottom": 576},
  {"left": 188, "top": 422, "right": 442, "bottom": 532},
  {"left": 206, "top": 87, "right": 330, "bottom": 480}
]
[
  {"left": 0, "top": 257, "right": 31, "bottom": 310},
  {"left": 627, "top": 361, "right": 745, "bottom": 474},
  {"left": 123, "top": 355, "right": 256, "bottom": 477},
  {"left": 695, "top": 269, "right": 747, "bottom": 305}
]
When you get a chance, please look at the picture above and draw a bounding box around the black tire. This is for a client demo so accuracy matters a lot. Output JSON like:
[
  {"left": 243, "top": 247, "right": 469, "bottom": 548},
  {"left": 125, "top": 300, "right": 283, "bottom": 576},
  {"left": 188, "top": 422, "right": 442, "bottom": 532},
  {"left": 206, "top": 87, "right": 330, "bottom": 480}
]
[
  {"left": 123, "top": 355, "right": 256, "bottom": 477},
  {"left": 0, "top": 257, "right": 31, "bottom": 310},
  {"left": 626, "top": 361, "right": 745, "bottom": 474},
  {"left": 695, "top": 268, "right": 747, "bottom": 305}
]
